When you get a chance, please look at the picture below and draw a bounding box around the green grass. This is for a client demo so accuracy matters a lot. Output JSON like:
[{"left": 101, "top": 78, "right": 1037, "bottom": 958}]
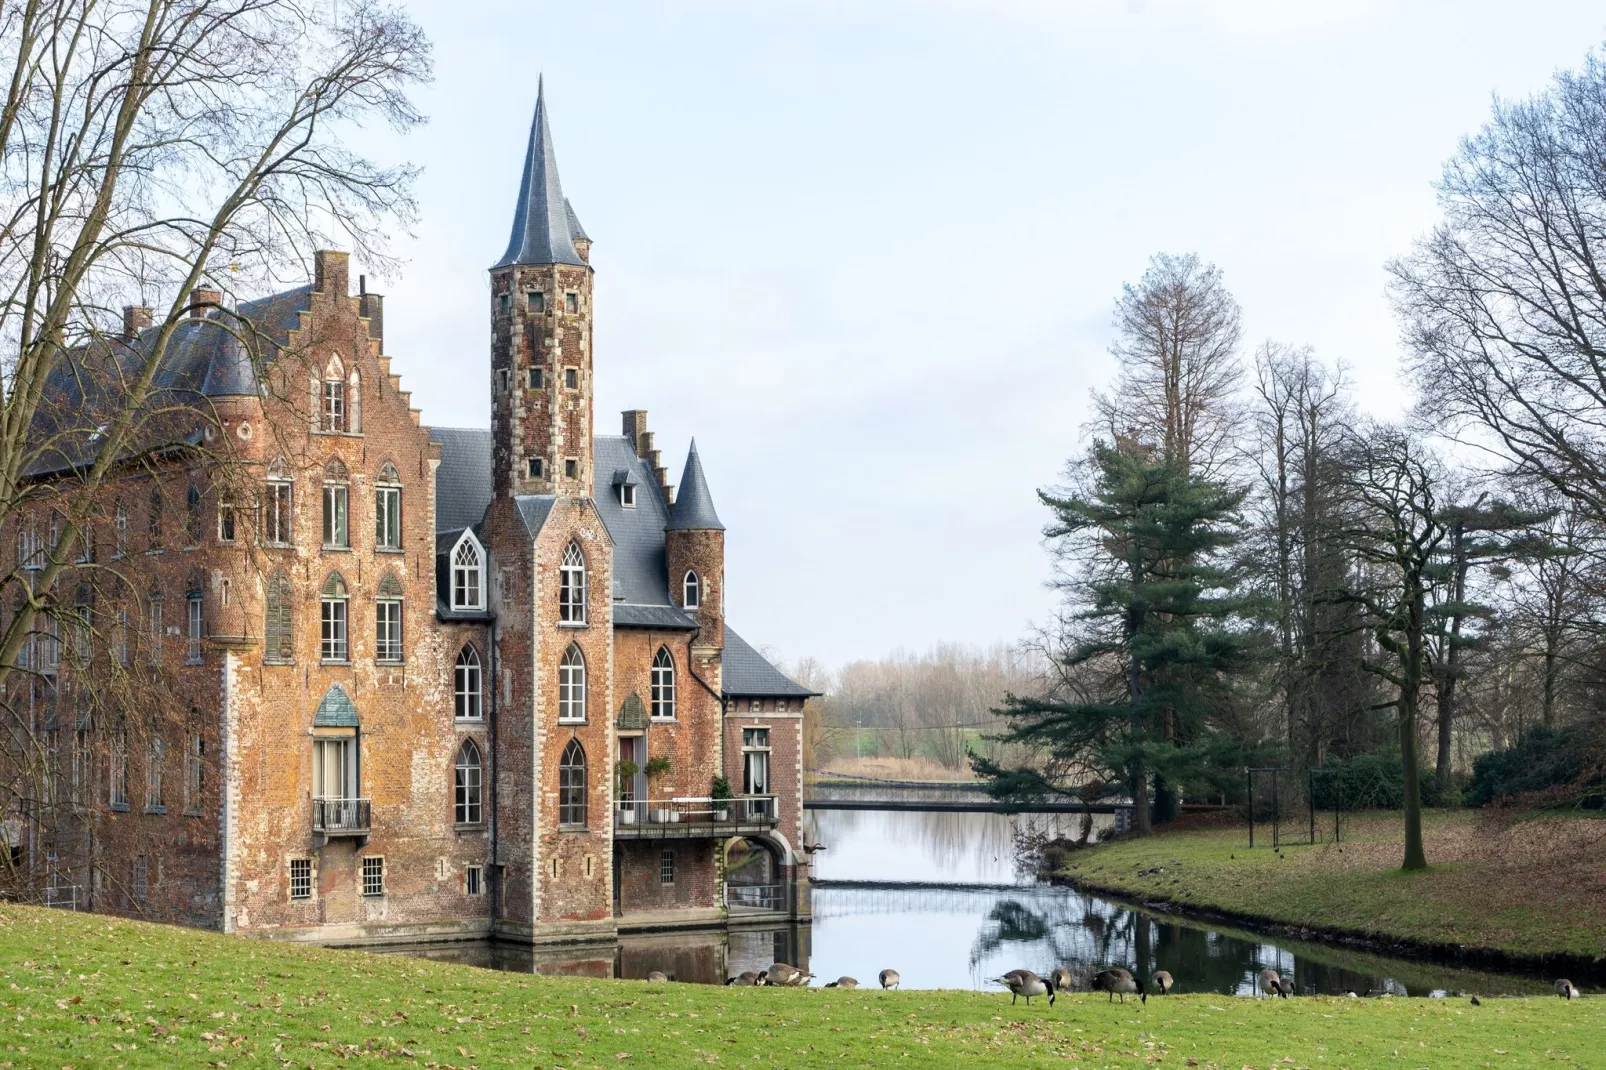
[
  {"left": 1058, "top": 809, "right": 1606, "bottom": 960},
  {"left": 3, "top": 905, "right": 1604, "bottom": 1068}
]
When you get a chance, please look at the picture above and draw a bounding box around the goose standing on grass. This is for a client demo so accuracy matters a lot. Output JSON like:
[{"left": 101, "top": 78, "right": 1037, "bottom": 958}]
[
  {"left": 1092, "top": 967, "right": 1146, "bottom": 1004},
  {"left": 768, "top": 963, "right": 811, "bottom": 987},
  {"left": 646, "top": 971, "right": 668, "bottom": 983},
  {"left": 1258, "top": 969, "right": 1289, "bottom": 999},
  {"left": 991, "top": 969, "right": 1056, "bottom": 1006},
  {"left": 726, "top": 971, "right": 765, "bottom": 986},
  {"left": 1555, "top": 979, "right": 1580, "bottom": 999},
  {"left": 1151, "top": 970, "right": 1173, "bottom": 996},
  {"left": 1049, "top": 967, "right": 1076, "bottom": 993},
  {"left": 824, "top": 977, "right": 859, "bottom": 990},
  {"left": 879, "top": 969, "right": 901, "bottom": 990}
]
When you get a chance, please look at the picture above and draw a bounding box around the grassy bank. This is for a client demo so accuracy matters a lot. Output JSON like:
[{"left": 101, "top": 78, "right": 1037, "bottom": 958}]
[
  {"left": 3, "top": 905, "right": 1604, "bottom": 1069},
  {"left": 1057, "top": 809, "right": 1606, "bottom": 962}
]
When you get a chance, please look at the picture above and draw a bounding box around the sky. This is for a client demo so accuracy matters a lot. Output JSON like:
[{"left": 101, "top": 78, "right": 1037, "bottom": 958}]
[{"left": 355, "top": 0, "right": 1606, "bottom": 669}]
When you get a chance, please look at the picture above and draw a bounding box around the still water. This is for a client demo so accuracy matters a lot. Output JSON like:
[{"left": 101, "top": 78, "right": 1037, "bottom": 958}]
[
  {"left": 804, "top": 808, "right": 1554, "bottom": 996},
  {"left": 383, "top": 808, "right": 1554, "bottom": 996}
]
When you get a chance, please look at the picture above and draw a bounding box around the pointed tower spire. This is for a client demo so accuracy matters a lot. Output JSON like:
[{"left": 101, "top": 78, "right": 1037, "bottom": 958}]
[
  {"left": 497, "top": 77, "right": 586, "bottom": 268},
  {"left": 668, "top": 439, "right": 725, "bottom": 530}
]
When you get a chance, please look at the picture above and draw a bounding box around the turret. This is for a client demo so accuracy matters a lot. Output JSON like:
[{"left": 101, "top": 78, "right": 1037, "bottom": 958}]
[
  {"left": 489, "top": 77, "right": 595, "bottom": 500},
  {"left": 665, "top": 440, "right": 725, "bottom": 651}
]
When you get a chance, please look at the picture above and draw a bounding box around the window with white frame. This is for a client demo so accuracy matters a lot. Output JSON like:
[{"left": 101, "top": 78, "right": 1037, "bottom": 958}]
[
  {"left": 320, "top": 357, "right": 347, "bottom": 432},
  {"left": 742, "top": 727, "right": 770, "bottom": 796},
  {"left": 185, "top": 731, "right": 204, "bottom": 813},
  {"left": 683, "top": 570, "right": 700, "bottom": 609},
  {"left": 558, "top": 541, "right": 586, "bottom": 623},
  {"left": 620, "top": 482, "right": 636, "bottom": 507},
  {"left": 361, "top": 856, "right": 384, "bottom": 896},
  {"left": 320, "top": 573, "right": 348, "bottom": 662},
  {"left": 312, "top": 736, "right": 356, "bottom": 801},
  {"left": 289, "top": 858, "right": 312, "bottom": 900},
  {"left": 660, "top": 848, "right": 676, "bottom": 885},
  {"left": 559, "top": 739, "right": 587, "bottom": 826},
  {"left": 132, "top": 855, "right": 148, "bottom": 902},
  {"left": 146, "top": 593, "right": 163, "bottom": 664},
  {"left": 114, "top": 608, "right": 129, "bottom": 666},
  {"left": 187, "top": 595, "right": 203, "bottom": 663},
  {"left": 109, "top": 725, "right": 129, "bottom": 809},
  {"left": 217, "top": 496, "right": 236, "bottom": 542},
  {"left": 558, "top": 644, "right": 586, "bottom": 723},
  {"left": 651, "top": 647, "right": 676, "bottom": 720},
  {"left": 465, "top": 865, "right": 484, "bottom": 896},
  {"left": 114, "top": 502, "right": 128, "bottom": 557},
  {"left": 375, "top": 571, "right": 403, "bottom": 663},
  {"left": 19, "top": 519, "right": 41, "bottom": 570},
  {"left": 454, "top": 645, "right": 482, "bottom": 719},
  {"left": 454, "top": 739, "right": 483, "bottom": 825},
  {"left": 263, "top": 480, "right": 292, "bottom": 545},
  {"left": 145, "top": 737, "right": 164, "bottom": 812},
  {"left": 375, "top": 463, "right": 402, "bottom": 550},
  {"left": 322, "top": 458, "right": 349, "bottom": 548},
  {"left": 451, "top": 533, "right": 484, "bottom": 610}
]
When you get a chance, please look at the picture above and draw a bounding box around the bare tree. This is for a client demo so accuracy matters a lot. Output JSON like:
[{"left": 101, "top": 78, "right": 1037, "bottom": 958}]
[{"left": 1095, "top": 253, "right": 1244, "bottom": 479}]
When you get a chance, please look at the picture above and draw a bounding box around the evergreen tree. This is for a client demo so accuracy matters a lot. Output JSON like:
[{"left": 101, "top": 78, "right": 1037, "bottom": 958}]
[{"left": 976, "top": 443, "right": 1252, "bottom": 835}]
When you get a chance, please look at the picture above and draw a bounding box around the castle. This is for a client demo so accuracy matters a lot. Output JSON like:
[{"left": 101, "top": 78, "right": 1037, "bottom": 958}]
[{"left": 8, "top": 82, "right": 815, "bottom": 960}]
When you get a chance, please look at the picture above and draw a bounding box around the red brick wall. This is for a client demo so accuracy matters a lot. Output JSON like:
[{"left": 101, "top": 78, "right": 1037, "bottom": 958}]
[{"left": 614, "top": 839, "right": 718, "bottom": 913}]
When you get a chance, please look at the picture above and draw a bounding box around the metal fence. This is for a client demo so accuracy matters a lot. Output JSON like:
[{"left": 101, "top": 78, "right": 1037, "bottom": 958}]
[{"left": 725, "top": 882, "right": 785, "bottom": 913}]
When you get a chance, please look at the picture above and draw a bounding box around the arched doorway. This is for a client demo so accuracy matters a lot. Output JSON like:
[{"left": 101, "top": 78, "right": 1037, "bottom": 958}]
[{"left": 724, "top": 837, "right": 785, "bottom": 914}]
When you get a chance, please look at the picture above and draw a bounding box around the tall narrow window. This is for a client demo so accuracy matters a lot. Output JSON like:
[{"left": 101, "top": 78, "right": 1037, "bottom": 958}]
[
  {"left": 217, "top": 496, "right": 236, "bottom": 542},
  {"left": 185, "top": 484, "right": 202, "bottom": 545},
  {"left": 558, "top": 542, "right": 586, "bottom": 623},
  {"left": 375, "top": 463, "right": 402, "bottom": 549},
  {"left": 114, "top": 503, "right": 128, "bottom": 557},
  {"left": 376, "top": 572, "right": 404, "bottom": 664},
  {"left": 742, "top": 728, "right": 771, "bottom": 796},
  {"left": 185, "top": 731, "right": 204, "bottom": 813},
  {"left": 147, "top": 486, "right": 163, "bottom": 548},
  {"left": 322, "top": 458, "right": 349, "bottom": 548},
  {"left": 289, "top": 858, "right": 312, "bottom": 900},
  {"left": 72, "top": 588, "right": 91, "bottom": 665},
  {"left": 559, "top": 739, "right": 587, "bottom": 826},
  {"left": 146, "top": 593, "right": 163, "bottom": 664},
  {"left": 660, "top": 849, "right": 676, "bottom": 885},
  {"left": 264, "top": 481, "right": 292, "bottom": 545},
  {"left": 558, "top": 644, "right": 586, "bottom": 723},
  {"left": 651, "top": 647, "right": 676, "bottom": 720},
  {"left": 186, "top": 595, "right": 203, "bottom": 663},
  {"left": 132, "top": 855, "right": 148, "bottom": 902},
  {"left": 320, "top": 573, "right": 348, "bottom": 663},
  {"left": 348, "top": 367, "right": 362, "bottom": 434},
  {"left": 454, "top": 740, "right": 483, "bottom": 825},
  {"left": 145, "top": 737, "right": 164, "bottom": 812},
  {"left": 321, "top": 356, "right": 347, "bottom": 432},
  {"left": 683, "top": 570, "right": 700, "bottom": 610},
  {"left": 312, "top": 736, "right": 355, "bottom": 800},
  {"left": 362, "top": 856, "right": 384, "bottom": 896},
  {"left": 114, "top": 608, "right": 129, "bottom": 666},
  {"left": 454, "top": 645, "right": 482, "bottom": 720},
  {"left": 451, "top": 534, "right": 484, "bottom": 610},
  {"left": 19, "top": 519, "right": 41, "bottom": 570},
  {"left": 264, "top": 571, "right": 293, "bottom": 664},
  {"left": 109, "top": 725, "right": 129, "bottom": 809}
]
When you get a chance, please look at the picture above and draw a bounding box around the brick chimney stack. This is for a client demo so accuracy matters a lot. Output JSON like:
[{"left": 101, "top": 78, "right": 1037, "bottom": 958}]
[
  {"left": 122, "top": 305, "right": 152, "bottom": 341},
  {"left": 357, "top": 274, "right": 384, "bottom": 349},
  {"left": 188, "top": 288, "right": 221, "bottom": 319}
]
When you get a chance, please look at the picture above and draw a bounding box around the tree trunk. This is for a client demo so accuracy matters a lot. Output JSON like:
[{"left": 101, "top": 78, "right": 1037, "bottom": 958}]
[
  {"left": 1435, "top": 521, "right": 1468, "bottom": 796},
  {"left": 1400, "top": 590, "right": 1429, "bottom": 872}
]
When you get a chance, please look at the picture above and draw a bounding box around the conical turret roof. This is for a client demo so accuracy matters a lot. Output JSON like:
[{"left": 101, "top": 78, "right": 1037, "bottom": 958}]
[
  {"left": 496, "top": 78, "right": 587, "bottom": 269},
  {"left": 667, "top": 439, "right": 724, "bottom": 531}
]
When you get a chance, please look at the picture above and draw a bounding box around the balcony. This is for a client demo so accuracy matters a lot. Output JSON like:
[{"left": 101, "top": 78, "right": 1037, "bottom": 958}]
[
  {"left": 312, "top": 796, "right": 371, "bottom": 838},
  {"left": 612, "top": 795, "right": 777, "bottom": 839}
]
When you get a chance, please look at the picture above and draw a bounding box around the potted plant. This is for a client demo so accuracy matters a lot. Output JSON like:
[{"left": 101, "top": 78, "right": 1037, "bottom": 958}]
[
  {"left": 615, "top": 759, "right": 639, "bottom": 824},
  {"left": 645, "top": 754, "right": 673, "bottom": 823},
  {"left": 710, "top": 775, "right": 733, "bottom": 822}
]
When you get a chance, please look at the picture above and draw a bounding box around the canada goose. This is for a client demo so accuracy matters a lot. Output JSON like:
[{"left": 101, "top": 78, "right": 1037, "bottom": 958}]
[
  {"left": 1049, "top": 967, "right": 1076, "bottom": 993},
  {"left": 1469, "top": 996, "right": 1481, "bottom": 1006},
  {"left": 1555, "top": 979, "right": 1580, "bottom": 1000},
  {"left": 646, "top": 971, "right": 668, "bottom": 983},
  {"left": 1152, "top": 970, "right": 1173, "bottom": 996},
  {"left": 1258, "top": 969, "right": 1289, "bottom": 999},
  {"left": 725, "top": 971, "right": 765, "bottom": 986},
  {"left": 1092, "top": 967, "right": 1146, "bottom": 1004},
  {"left": 991, "top": 969, "right": 1056, "bottom": 1006},
  {"left": 767, "top": 963, "right": 812, "bottom": 987},
  {"left": 823, "top": 976, "right": 859, "bottom": 990},
  {"left": 879, "top": 968, "right": 901, "bottom": 990}
]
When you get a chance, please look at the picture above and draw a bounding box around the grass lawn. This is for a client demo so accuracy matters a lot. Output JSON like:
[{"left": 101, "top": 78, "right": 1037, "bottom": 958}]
[
  {"left": 3, "top": 905, "right": 1604, "bottom": 1069},
  {"left": 1057, "top": 809, "right": 1606, "bottom": 961}
]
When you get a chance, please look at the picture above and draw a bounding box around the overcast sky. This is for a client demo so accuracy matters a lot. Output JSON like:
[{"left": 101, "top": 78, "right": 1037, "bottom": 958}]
[{"left": 363, "top": 0, "right": 1606, "bottom": 668}]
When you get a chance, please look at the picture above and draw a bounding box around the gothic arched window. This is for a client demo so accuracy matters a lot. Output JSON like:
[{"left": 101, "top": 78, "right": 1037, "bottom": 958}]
[
  {"left": 558, "top": 643, "right": 586, "bottom": 723},
  {"left": 451, "top": 532, "right": 484, "bottom": 610},
  {"left": 683, "top": 570, "right": 700, "bottom": 610},
  {"left": 376, "top": 571, "right": 403, "bottom": 663},
  {"left": 651, "top": 646, "right": 676, "bottom": 721},
  {"left": 320, "top": 572, "right": 348, "bottom": 663},
  {"left": 454, "top": 645, "right": 482, "bottom": 720},
  {"left": 375, "top": 461, "right": 402, "bottom": 550},
  {"left": 558, "top": 541, "right": 586, "bottom": 623},
  {"left": 559, "top": 739, "right": 587, "bottom": 826},
  {"left": 319, "top": 355, "right": 347, "bottom": 432},
  {"left": 454, "top": 740, "right": 483, "bottom": 825}
]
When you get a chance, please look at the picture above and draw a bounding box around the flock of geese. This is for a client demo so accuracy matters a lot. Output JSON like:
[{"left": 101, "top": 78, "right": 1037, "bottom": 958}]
[{"left": 689, "top": 964, "right": 1587, "bottom": 1004}]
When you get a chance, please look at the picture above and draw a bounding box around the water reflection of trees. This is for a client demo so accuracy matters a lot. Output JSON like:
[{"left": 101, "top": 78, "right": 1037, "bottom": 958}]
[{"left": 807, "top": 809, "right": 1092, "bottom": 884}]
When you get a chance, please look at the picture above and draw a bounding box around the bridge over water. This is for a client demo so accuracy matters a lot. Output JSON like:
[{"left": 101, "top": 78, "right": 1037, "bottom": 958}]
[{"left": 804, "top": 776, "right": 1131, "bottom": 814}]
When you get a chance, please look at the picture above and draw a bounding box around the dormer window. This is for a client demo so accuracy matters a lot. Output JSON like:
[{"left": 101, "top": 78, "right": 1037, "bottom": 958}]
[
  {"left": 683, "top": 570, "right": 700, "bottom": 610},
  {"left": 451, "top": 531, "right": 485, "bottom": 611},
  {"left": 620, "top": 483, "right": 635, "bottom": 508}
]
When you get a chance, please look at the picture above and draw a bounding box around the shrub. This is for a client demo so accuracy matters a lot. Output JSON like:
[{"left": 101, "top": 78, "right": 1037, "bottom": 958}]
[
  {"left": 1465, "top": 723, "right": 1605, "bottom": 809},
  {"left": 1311, "top": 751, "right": 1442, "bottom": 810}
]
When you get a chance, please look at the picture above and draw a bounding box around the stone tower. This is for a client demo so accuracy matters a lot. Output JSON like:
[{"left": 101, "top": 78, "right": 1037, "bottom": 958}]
[
  {"left": 490, "top": 77, "right": 595, "bottom": 500},
  {"left": 665, "top": 441, "right": 726, "bottom": 685}
]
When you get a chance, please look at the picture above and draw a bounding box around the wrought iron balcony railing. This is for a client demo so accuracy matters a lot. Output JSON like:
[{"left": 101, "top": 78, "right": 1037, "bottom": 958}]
[
  {"left": 312, "top": 796, "right": 371, "bottom": 836},
  {"left": 613, "top": 795, "right": 777, "bottom": 830}
]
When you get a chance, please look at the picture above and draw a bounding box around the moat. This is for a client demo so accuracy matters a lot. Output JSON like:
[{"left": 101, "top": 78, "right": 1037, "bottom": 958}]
[{"left": 382, "top": 807, "right": 1559, "bottom": 996}]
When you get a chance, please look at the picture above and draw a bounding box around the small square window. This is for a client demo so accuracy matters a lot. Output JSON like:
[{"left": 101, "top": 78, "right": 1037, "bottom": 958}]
[
  {"left": 362, "top": 856, "right": 384, "bottom": 897},
  {"left": 466, "top": 865, "right": 483, "bottom": 896},
  {"left": 749, "top": 699, "right": 761, "bottom": 713},
  {"left": 659, "top": 849, "right": 675, "bottom": 885},
  {"left": 528, "top": 291, "right": 545, "bottom": 312},
  {"left": 496, "top": 368, "right": 510, "bottom": 394},
  {"left": 564, "top": 459, "right": 578, "bottom": 479},
  {"left": 527, "top": 457, "right": 543, "bottom": 479},
  {"left": 564, "top": 367, "right": 578, "bottom": 390},
  {"left": 527, "top": 366, "right": 543, "bottom": 390},
  {"left": 620, "top": 484, "right": 636, "bottom": 508},
  {"left": 498, "top": 293, "right": 510, "bottom": 312},
  {"left": 564, "top": 292, "right": 578, "bottom": 314},
  {"left": 289, "top": 858, "right": 312, "bottom": 900}
]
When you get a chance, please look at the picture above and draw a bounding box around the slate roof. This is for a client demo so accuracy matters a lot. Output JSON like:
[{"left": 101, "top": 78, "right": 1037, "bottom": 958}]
[
  {"left": 429, "top": 427, "right": 495, "bottom": 532},
  {"left": 666, "top": 439, "right": 724, "bottom": 531},
  {"left": 496, "top": 78, "right": 587, "bottom": 269},
  {"left": 722, "top": 627, "right": 819, "bottom": 699}
]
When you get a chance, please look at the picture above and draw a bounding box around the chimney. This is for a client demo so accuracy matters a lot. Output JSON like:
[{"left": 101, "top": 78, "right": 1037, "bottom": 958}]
[
  {"left": 122, "top": 305, "right": 152, "bottom": 341},
  {"left": 622, "top": 410, "right": 649, "bottom": 455},
  {"left": 358, "top": 275, "right": 384, "bottom": 348},
  {"left": 188, "top": 288, "right": 221, "bottom": 319},
  {"left": 313, "top": 249, "right": 350, "bottom": 296}
]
